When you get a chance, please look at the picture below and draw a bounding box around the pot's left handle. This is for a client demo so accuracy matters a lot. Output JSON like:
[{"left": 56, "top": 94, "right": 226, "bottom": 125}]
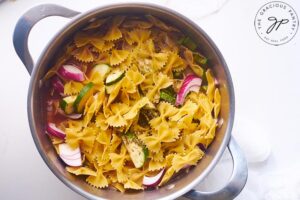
[{"left": 13, "top": 4, "right": 80, "bottom": 75}]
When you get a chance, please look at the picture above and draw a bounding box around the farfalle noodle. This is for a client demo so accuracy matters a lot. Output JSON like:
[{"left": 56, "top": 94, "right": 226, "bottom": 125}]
[{"left": 44, "top": 15, "right": 222, "bottom": 192}]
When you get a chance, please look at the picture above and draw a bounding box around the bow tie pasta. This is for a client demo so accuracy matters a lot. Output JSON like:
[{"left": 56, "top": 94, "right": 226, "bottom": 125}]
[{"left": 42, "top": 14, "right": 222, "bottom": 192}]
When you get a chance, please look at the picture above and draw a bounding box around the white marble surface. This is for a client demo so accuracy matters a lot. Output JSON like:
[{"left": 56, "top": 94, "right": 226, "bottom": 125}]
[{"left": 0, "top": 0, "right": 299, "bottom": 199}]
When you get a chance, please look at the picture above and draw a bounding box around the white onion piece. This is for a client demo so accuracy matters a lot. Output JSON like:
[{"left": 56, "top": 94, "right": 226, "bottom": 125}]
[
  {"left": 189, "top": 85, "right": 200, "bottom": 93},
  {"left": 46, "top": 123, "right": 66, "bottom": 139},
  {"left": 60, "top": 153, "right": 81, "bottom": 160},
  {"left": 58, "top": 143, "right": 82, "bottom": 167},
  {"left": 143, "top": 169, "right": 165, "bottom": 187},
  {"left": 58, "top": 65, "right": 85, "bottom": 82}
]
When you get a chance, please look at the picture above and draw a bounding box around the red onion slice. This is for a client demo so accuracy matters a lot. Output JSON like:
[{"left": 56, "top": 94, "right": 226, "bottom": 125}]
[
  {"left": 51, "top": 76, "right": 64, "bottom": 95},
  {"left": 176, "top": 74, "right": 202, "bottom": 106},
  {"left": 58, "top": 65, "right": 85, "bottom": 82},
  {"left": 143, "top": 169, "right": 165, "bottom": 187},
  {"left": 46, "top": 123, "right": 66, "bottom": 139}
]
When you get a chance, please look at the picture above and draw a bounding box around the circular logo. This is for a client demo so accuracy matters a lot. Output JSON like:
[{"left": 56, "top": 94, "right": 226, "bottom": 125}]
[{"left": 254, "top": 1, "right": 298, "bottom": 46}]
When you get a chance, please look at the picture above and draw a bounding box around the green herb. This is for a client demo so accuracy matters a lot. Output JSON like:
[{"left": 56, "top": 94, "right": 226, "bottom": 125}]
[
  {"left": 177, "top": 37, "right": 185, "bottom": 45},
  {"left": 124, "top": 131, "right": 136, "bottom": 139},
  {"left": 159, "top": 86, "right": 177, "bottom": 104},
  {"left": 200, "top": 85, "right": 208, "bottom": 93},
  {"left": 160, "top": 91, "right": 176, "bottom": 104},
  {"left": 172, "top": 70, "right": 184, "bottom": 79},
  {"left": 138, "top": 108, "right": 159, "bottom": 127},
  {"left": 193, "top": 53, "right": 208, "bottom": 66},
  {"left": 180, "top": 37, "right": 197, "bottom": 51}
]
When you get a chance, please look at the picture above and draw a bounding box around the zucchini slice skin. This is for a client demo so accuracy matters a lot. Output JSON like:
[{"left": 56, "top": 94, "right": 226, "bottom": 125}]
[
  {"left": 73, "top": 82, "right": 94, "bottom": 113},
  {"left": 90, "top": 64, "right": 111, "bottom": 79},
  {"left": 105, "top": 70, "right": 125, "bottom": 86},
  {"left": 60, "top": 96, "right": 77, "bottom": 114},
  {"left": 122, "top": 132, "right": 148, "bottom": 168}
]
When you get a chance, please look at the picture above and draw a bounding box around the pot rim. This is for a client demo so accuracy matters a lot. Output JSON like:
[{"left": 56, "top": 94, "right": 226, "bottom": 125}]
[{"left": 27, "top": 3, "right": 235, "bottom": 200}]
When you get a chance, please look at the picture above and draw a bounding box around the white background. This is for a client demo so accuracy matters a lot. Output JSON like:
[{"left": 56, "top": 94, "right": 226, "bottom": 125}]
[{"left": 0, "top": 0, "right": 299, "bottom": 199}]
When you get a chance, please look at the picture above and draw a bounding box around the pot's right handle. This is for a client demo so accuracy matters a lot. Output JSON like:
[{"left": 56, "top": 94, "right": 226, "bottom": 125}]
[
  {"left": 13, "top": 4, "right": 80, "bottom": 75},
  {"left": 184, "top": 137, "right": 248, "bottom": 200}
]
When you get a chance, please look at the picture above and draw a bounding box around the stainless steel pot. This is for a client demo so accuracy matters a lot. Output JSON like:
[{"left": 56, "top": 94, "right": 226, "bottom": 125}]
[{"left": 13, "top": 3, "right": 247, "bottom": 200}]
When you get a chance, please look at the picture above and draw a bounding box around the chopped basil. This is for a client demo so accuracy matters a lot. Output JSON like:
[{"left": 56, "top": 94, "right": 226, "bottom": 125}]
[
  {"left": 172, "top": 70, "right": 184, "bottom": 79},
  {"left": 138, "top": 108, "right": 159, "bottom": 127},
  {"left": 179, "top": 36, "right": 197, "bottom": 51},
  {"left": 193, "top": 53, "right": 208, "bottom": 66},
  {"left": 160, "top": 86, "right": 177, "bottom": 104}
]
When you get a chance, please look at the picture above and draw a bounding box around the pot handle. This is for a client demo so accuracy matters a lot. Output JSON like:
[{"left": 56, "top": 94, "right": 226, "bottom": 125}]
[
  {"left": 13, "top": 4, "right": 80, "bottom": 75},
  {"left": 184, "top": 137, "right": 248, "bottom": 200}
]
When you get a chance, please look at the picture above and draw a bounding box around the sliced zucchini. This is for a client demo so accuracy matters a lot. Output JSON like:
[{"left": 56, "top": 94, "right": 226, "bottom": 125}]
[
  {"left": 60, "top": 96, "right": 77, "bottom": 114},
  {"left": 122, "top": 132, "right": 148, "bottom": 168},
  {"left": 90, "top": 64, "right": 111, "bottom": 79},
  {"left": 105, "top": 70, "right": 125, "bottom": 86},
  {"left": 73, "top": 82, "right": 94, "bottom": 113}
]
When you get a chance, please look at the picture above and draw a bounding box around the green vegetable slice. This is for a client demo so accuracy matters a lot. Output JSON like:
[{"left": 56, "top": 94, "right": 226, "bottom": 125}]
[
  {"left": 73, "top": 82, "right": 94, "bottom": 113},
  {"left": 178, "top": 36, "right": 197, "bottom": 51},
  {"left": 172, "top": 70, "right": 183, "bottom": 79},
  {"left": 90, "top": 63, "right": 111, "bottom": 79},
  {"left": 138, "top": 108, "right": 159, "bottom": 127},
  {"left": 122, "top": 132, "right": 148, "bottom": 168},
  {"left": 193, "top": 53, "right": 208, "bottom": 65},
  {"left": 60, "top": 96, "right": 77, "bottom": 115},
  {"left": 160, "top": 91, "right": 176, "bottom": 104},
  {"left": 159, "top": 86, "right": 177, "bottom": 104},
  {"left": 105, "top": 70, "right": 125, "bottom": 86}
]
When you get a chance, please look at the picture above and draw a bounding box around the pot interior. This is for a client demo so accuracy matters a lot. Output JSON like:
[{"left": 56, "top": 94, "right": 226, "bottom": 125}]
[{"left": 29, "top": 4, "right": 234, "bottom": 200}]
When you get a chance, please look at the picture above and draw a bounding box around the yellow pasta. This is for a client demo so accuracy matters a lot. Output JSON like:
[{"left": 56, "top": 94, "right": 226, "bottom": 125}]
[
  {"left": 66, "top": 166, "right": 97, "bottom": 176},
  {"left": 164, "top": 52, "right": 186, "bottom": 74},
  {"left": 146, "top": 73, "right": 173, "bottom": 102},
  {"left": 126, "top": 28, "right": 151, "bottom": 45},
  {"left": 149, "top": 159, "right": 166, "bottom": 171},
  {"left": 64, "top": 81, "right": 84, "bottom": 95},
  {"left": 110, "top": 145, "right": 127, "bottom": 171},
  {"left": 44, "top": 15, "right": 222, "bottom": 192},
  {"left": 72, "top": 46, "right": 95, "bottom": 62},
  {"left": 86, "top": 169, "right": 109, "bottom": 188},
  {"left": 110, "top": 50, "right": 130, "bottom": 66},
  {"left": 105, "top": 103, "right": 130, "bottom": 127},
  {"left": 172, "top": 147, "right": 204, "bottom": 172},
  {"left": 214, "top": 88, "right": 221, "bottom": 117}
]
